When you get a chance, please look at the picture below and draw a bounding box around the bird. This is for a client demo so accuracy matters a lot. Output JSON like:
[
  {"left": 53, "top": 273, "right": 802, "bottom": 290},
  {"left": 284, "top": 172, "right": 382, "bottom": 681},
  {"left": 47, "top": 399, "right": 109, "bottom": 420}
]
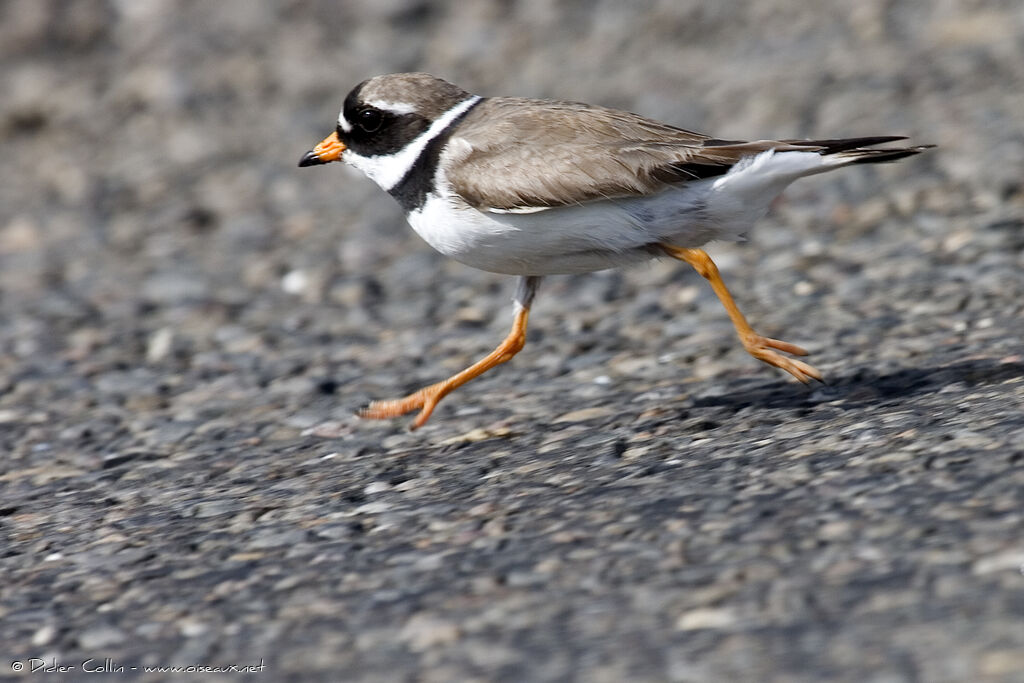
[{"left": 299, "top": 72, "right": 932, "bottom": 430}]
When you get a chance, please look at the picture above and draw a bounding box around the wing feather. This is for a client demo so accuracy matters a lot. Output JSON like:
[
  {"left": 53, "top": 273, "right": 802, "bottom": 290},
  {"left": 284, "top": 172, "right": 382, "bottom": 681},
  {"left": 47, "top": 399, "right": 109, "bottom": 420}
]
[
  {"left": 445, "top": 98, "right": 922, "bottom": 212},
  {"left": 446, "top": 98, "right": 814, "bottom": 212}
]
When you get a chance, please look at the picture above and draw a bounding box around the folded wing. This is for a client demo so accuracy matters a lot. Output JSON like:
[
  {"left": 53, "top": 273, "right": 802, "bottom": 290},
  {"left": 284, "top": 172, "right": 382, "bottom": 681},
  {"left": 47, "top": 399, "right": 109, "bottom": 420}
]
[{"left": 446, "top": 98, "right": 928, "bottom": 212}]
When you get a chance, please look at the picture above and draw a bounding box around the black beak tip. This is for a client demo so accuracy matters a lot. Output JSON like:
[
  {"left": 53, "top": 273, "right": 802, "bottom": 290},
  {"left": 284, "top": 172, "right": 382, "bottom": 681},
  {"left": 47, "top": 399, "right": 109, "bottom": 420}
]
[{"left": 298, "top": 150, "right": 323, "bottom": 168}]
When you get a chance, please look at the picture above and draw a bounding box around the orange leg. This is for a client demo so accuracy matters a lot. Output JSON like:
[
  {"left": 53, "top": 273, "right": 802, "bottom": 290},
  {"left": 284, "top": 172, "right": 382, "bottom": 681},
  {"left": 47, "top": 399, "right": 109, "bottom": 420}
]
[
  {"left": 661, "top": 245, "right": 823, "bottom": 384},
  {"left": 359, "top": 276, "right": 540, "bottom": 430}
]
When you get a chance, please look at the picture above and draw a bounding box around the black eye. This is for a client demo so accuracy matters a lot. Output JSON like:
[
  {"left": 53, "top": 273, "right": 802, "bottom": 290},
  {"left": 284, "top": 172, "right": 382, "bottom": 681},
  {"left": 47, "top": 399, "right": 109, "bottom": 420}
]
[{"left": 358, "top": 108, "right": 383, "bottom": 132}]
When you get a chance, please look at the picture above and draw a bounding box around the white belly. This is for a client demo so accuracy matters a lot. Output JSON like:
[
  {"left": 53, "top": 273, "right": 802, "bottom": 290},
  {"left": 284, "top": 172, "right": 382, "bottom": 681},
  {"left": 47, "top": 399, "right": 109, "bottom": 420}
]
[
  {"left": 401, "top": 149, "right": 822, "bottom": 276},
  {"left": 406, "top": 184, "right": 735, "bottom": 276}
]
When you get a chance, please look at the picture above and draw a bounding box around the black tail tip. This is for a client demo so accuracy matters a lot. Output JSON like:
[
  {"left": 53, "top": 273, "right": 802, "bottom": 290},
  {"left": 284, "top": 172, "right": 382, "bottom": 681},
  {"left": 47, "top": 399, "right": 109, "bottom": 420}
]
[{"left": 847, "top": 144, "right": 936, "bottom": 165}]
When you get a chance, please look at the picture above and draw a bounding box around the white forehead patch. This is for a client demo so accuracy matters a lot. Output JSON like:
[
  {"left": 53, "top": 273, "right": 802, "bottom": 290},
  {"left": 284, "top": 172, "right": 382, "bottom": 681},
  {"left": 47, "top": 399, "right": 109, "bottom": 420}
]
[
  {"left": 364, "top": 99, "right": 418, "bottom": 115},
  {"left": 336, "top": 112, "right": 352, "bottom": 133}
]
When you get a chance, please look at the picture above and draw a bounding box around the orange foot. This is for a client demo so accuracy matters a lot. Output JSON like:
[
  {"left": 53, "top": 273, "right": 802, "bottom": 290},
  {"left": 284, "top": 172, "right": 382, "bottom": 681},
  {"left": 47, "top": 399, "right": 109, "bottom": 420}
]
[
  {"left": 740, "top": 333, "right": 823, "bottom": 384},
  {"left": 358, "top": 385, "right": 445, "bottom": 431},
  {"left": 660, "top": 244, "right": 825, "bottom": 385},
  {"left": 357, "top": 302, "right": 532, "bottom": 431}
]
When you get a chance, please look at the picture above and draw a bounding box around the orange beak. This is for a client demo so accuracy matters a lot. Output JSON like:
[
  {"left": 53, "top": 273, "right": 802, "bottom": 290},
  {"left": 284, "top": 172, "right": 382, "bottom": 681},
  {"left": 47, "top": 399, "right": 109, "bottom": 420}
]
[{"left": 298, "top": 131, "right": 346, "bottom": 167}]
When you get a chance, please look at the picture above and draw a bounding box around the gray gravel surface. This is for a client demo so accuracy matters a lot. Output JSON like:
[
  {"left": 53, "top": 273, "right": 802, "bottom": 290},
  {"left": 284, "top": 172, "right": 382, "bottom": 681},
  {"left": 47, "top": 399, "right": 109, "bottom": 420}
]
[{"left": 2, "top": 1, "right": 1023, "bottom": 681}]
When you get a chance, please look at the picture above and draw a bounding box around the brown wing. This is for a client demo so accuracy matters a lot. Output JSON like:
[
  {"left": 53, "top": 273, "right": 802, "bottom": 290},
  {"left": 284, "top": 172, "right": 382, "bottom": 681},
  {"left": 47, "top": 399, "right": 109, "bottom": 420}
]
[{"left": 445, "top": 97, "right": 816, "bottom": 212}]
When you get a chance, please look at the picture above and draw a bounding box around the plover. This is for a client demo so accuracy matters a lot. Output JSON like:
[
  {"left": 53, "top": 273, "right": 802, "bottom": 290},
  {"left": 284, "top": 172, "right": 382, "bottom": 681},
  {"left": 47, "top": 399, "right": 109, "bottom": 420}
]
[{"left": 300, "top": 73, "right": 932, "bottom": 430}]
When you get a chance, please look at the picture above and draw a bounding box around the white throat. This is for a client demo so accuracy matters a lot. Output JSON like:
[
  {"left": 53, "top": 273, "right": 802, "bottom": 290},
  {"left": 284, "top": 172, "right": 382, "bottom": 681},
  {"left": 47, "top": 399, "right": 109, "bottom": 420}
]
[{"left": 343, "top": 96, "right": 481, "bottom": 192}]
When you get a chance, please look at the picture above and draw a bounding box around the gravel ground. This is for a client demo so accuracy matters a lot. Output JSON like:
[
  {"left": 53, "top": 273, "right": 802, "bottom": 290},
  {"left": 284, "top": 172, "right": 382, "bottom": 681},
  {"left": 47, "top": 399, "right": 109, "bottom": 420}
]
[{"left": 2, "top": 1, "right": 1023, "bottom": 681}]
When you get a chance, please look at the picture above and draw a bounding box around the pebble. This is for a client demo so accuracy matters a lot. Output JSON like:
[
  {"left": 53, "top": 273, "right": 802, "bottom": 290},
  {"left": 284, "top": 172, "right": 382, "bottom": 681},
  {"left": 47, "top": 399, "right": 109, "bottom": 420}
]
[
  {"left": 31, "top": 624, "right": 57, "bottom": 647},
  {"left": 281, "top": 269, "right": 309, "bottom": 296},
  {"left": 675, "top": 608, "right": 739, "bottom": 631},
  {"left": 972, "top": 550, "right": 1024, "bottom": 576},
  {"left": 247, "top": 528, "right": 307, "bottom": 550},
  {"left": 178, "top": 619, "right": 210, "bottom": 638},
  {"left": 191, "top": 500, "right": 242, "bottom": 518},
  {"left": 399, "top": 614, "right": 461, "bottom": 651},
  {"left": 552, "top": 407, "right": 615, "bottom": 423},
  {"left": 78, "top": 626, "right": 128, "bottom": 650},
  {"left": 363, "top": 481, "right": 393, "bottom": 495},
  {"left": 146, "top": 327, "right": 175, "bottom": 362}
]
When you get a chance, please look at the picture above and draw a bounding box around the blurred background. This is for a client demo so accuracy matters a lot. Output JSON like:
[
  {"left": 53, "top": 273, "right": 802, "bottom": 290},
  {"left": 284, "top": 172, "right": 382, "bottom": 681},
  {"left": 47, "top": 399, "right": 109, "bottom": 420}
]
[
  {"left": 2, "top": 1, "right": 1022, "bottom": 681},
  {"left": 2, "top": 0, "right": 1018, "bottom": 355}
]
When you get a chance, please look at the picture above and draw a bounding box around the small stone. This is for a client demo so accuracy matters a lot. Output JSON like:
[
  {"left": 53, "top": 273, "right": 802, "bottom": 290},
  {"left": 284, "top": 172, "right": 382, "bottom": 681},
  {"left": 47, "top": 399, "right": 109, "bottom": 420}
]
[
  {"left": 413, "top": 553, "right": 446, "bottom": 571},
  {"left": 247, "top": 528, "right": 306, "bottom": 550},
  {"left": 146, "top": 327, "right": 174, "bottom": 362},
  {"left": 142, "top": 272, "right": 208, "bottom": 304},
  {"left": 178, "top": 619, "right": 209, "bottom": 638},
  {"left": 553, "top": 407, "right": 614, "bottom": 423},
  {"left": 972, "top": 549, "right": 1024, "bottom": 575},
  {"left": 675, "top": 608, "right": 738, "bottom": 631},
  {"left": 0, "top": 215, "right": 41, "bottom": 253},
  {"left": 354, "top": 502, "right": 391, "bottom": 515},
  {"left": 227, "top": 552, "right": 266, "bottom": 562},
  {"left": 793, "top": 280, "right": 815, "bottom": 296},
  {"left": 440, "top": 425, "right": 513, "bottom": 444},
  {"left": 819, "top": 521, "right": 852, "bottom": 540},
  {"left": 621, "top": 445, "right": 650, "bottom": 460},
  {"left": 673, "top": 285, "right": 700, "bottom": 306},
  {"left": 364, "top": 481, "right": 392, "bottom": 495},
  {"left": 192, "top": 500, "right": 241, "bottom": 518},
  {"left": 453, "top": 306, "right": 488, "bottom": 325},
  {"left": 979, "top": 649, "right": 1024, "bottom": 676},
  {"left": 32, "top": 624, "right": 57, "bottom": 647},
  {"left": 305, "top": 421, "right": 352, "bottom": 438},
  {"left": 399, "top": 613, "right": 460, "bottom": 651},
  {"left": 78, "top": 625, "right": 127, "bottom": 649},
  {"left": 394, "top": 477, "right": 430, "bottom": 492},
  {"left": 150, "top": 421, "right": 195, "bottom": 445},
  {"left": 281, "top": 269, "right": 308, "bottom": 295}
]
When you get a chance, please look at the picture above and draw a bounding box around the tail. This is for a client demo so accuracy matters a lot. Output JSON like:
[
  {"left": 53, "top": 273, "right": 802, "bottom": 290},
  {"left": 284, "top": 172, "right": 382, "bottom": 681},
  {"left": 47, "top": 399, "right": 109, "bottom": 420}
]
[
  {"left": 781, "top": 136, "right": 936, "bottom": 166},
  {"left": 699, "top": 136, "right": 934, "bottom": 235}
]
